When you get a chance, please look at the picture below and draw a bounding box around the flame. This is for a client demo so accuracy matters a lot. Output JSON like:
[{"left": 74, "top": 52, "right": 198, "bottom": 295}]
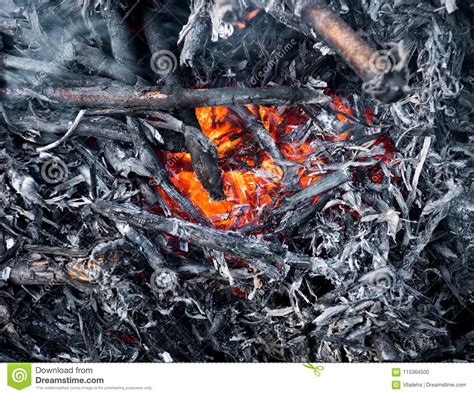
[{"left": 154, "top": 94, "right": 377, "bottom": 230}]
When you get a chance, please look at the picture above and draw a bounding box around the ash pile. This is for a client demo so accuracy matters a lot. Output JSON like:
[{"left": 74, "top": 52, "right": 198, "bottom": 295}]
[{"left": 0, "top": 0, "right": 472, "bottom": 362}]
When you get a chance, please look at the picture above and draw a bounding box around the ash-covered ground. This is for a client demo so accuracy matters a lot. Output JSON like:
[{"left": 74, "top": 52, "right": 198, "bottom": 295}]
[{"left": 0, "top": 0, "right": 472, "bottom": 362}]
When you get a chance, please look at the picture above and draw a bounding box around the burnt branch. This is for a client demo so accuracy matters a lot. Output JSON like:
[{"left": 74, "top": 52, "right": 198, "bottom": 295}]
[
  {"left": 93, "top": 200, "right": 339, "bottom": 281},
  {"left": 301, "top": 0, "right": 409, "bottom": 102},
  {"left": 269, "top": 169, "right": 350, "bottom": 223},
  {"left": 0, "top": 85, "right": 328, "bottom": 111},
  {"left": 230, "top": 105, "right": 286, "bottom": 163},
  {"left": 253, "top": 0, "right": 409, "bottom": 102}
]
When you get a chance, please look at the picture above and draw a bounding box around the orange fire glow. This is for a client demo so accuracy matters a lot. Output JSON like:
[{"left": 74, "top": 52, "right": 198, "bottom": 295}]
[
  {"left": 245, "top": 8, "right": 262, "bottom": 22},
  {"left": 235, "top": 8, "right": 262, "bottom": 30},
  {"left": 154, "top": 95, "right": 376, "bottom": 230}
]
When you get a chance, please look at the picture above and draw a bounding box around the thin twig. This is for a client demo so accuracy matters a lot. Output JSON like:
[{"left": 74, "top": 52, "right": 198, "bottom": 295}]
[{"left": 36, "top": 109, "right": 86, "bottom": 152}]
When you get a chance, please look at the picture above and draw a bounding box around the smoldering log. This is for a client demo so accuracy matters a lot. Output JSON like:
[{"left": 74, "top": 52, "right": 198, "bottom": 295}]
[
  {"left": 145, "top": 113, "right": 225, "bottom": 200},
  {"left": 0, "top": 85, "right": 328, "bottom": 111},
  {"left": 0, "top": 254, "right": 258, "bottom": 288},
  {"left": 183, "top": 127, "right": 226, "bottom": 201},
  {"left": 271, "top": 169, "right": 350, "bottom": 218},
  {"left": 230, "top": 106, "right": 286, "bottom": 163},
  {"left": 180, "top": 112, "right": 224, "bottom": 200},
  {"left": 302, "top": 0, "right": 377, "bottom": 81}
]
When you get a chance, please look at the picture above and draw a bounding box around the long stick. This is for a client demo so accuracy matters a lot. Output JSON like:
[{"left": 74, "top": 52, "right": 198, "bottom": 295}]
[
  {"left": 1, "top": 85, "right": 328, "bottom": 111},
  {"left": 252, "top": 0, "right": 407, "bottom": 102},
  {"left": 93, "top": 200, "right": 338, "bottom": 280}
]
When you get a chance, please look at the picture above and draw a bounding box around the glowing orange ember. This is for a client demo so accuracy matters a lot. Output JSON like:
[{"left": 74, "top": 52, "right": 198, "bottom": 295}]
[
  {"left": 154, "top": 95, "right": 375, "bottom": 230},
  {"left": 234, "top": 8, "right": 262, "bottom": 30},
  {"left": 245, "top": 8, "right": 262, "bottom": 21}
]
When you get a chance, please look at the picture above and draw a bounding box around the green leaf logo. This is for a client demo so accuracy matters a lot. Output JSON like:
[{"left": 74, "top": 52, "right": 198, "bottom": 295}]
[
  {"left": 303, "top": 363, "right": 324, "bottom": 377},
  {"left": 7, "top": 363, "right": 32, "bottom": 390}
]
